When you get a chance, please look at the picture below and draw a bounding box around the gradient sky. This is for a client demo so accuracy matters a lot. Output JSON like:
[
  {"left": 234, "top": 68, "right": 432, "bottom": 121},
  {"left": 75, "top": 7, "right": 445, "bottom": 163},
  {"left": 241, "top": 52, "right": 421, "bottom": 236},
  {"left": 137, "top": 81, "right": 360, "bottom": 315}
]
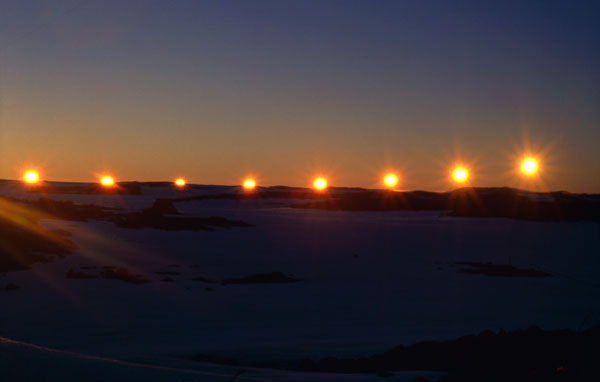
[{"left": 1, "top": 0, "right": 599, "bottom": 191}]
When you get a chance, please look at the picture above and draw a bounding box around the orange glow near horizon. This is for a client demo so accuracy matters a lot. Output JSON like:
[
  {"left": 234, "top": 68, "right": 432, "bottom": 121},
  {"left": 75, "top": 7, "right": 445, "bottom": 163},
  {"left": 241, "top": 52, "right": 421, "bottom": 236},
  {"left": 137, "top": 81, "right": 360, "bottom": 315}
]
[
  {"left": 521, "top": 158, "right": 538, "bottom": 176},
  {"left": 313, "top": 177, "right": 327, "bottom": 190},
  {"left": 100, "top": 176, "right": 115, "bottom": 186},
  {"left": 383, "top": 173, "right": 398, "bottom": 188},
  {"left": 23, "top": 170, "right": 40, "bottom": 184},
  {"left": 452, "top": 167, "right": 469, "bottom": 183},
  {"left": 175, "top": 178, "right": 186, "bottom": 187},
  {"left": 243, "top": 178, "right": 256, "bottom": 190}
]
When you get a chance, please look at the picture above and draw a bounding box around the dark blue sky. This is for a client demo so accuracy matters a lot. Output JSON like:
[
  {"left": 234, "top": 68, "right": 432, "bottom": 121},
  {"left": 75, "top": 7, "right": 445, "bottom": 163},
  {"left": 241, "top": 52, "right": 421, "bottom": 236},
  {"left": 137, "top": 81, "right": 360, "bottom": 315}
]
[{"left": 1, "top": 0, "right": 598, "bottom": 190}]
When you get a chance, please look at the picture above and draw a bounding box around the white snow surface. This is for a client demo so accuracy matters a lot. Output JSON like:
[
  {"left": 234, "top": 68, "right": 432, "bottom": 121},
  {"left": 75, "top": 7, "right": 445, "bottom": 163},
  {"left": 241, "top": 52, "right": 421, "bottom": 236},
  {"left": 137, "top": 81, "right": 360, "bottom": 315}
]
[{"left": 1, "top": 181, "right": 599, "bottom": 381}]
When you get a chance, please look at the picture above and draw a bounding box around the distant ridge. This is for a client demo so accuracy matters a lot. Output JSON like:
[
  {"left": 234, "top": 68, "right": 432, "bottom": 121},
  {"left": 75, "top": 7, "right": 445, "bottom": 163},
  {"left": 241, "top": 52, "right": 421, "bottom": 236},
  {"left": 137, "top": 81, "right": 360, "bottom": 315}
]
[
  {"left": 288, "top": 187, "right": 600, "bottom": 222},
  {"left": 2, "top": 180, "right": 598, "bottom": 222}
]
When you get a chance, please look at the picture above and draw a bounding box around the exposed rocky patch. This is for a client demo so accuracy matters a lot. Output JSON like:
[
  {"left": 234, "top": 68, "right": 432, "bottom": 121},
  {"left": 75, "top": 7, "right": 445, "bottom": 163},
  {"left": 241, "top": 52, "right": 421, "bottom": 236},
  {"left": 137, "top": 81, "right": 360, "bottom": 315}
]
[
  {"left": 66, "top": 269, "right": 98, "bottom": 279},
  {"left": 147, "top": 199, "right": 180, "bottom": 215},
  {"left": 155, "top": 271, "right": 181, "bottom": 276},
  {"left": 65, "top": 266, "right": 150, "bottom": 284},
  {"left": 456, "top": 261, "right": 551, "bottom": 278},
  {"left": 102, "top": 267, "right": 150, "bottom": 284},
  {"left": 17, "top": 197, "right": 252, "bottom": 231},
  {"left": 174, "top": 189, "right": 335, "bottom": 203},
  {"left": 4, "top": 283, "right": 19, "bottom": 292},
  {"left": 25, "top": 198, "right": 114, "bottom": 221},
  {"left": 222, "top": 272, "right": 300, "bottom": 285},
  {"left": 25, "top": 182, "right": 142, "bottom": 195},
  {"left": 191, "top": 275, "right": 217, "bottom": 283},
  {"left": 110, "top": 212, "right": 250, "bottom": 231}
]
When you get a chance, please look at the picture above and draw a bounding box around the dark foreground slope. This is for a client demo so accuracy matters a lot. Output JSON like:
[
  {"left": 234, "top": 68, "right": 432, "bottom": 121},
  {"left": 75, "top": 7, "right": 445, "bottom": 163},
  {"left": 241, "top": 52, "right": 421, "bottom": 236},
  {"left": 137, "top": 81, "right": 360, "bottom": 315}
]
[
  {"left": 299, "top": 326, "right": 600, "bottom": 381},
  {"left": 193, "top": 326, "right": 599, "bottom": 381}
]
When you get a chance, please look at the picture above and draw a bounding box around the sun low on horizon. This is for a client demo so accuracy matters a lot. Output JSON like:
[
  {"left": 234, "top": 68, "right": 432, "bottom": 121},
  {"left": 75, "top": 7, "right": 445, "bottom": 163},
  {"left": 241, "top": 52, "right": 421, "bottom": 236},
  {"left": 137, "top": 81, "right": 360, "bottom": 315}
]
[
  {"left": 2, "top": 153, "right": 568, "bottom": 192},
  {"left": 383, "top": 173, "right": 399, "bottom": 189},
  {"left": 313, "top": 177, "right": 328, "bottom": 191},
  {"left": 1, "top": 2, "right": 599, "bottom": 380},
  {"left": 0, "top": 1, "right": 598, "bottom": 193},
  {"left": 23, "top": 170, "right": 40, "bottom": 184},
  {"left": 452, "top": 167, "right": 469, "bottom": 184},
  {"left": 243, "top": 178, "right": 257, "bottom": 190},
  {"left": 521, "top": 158, "right": 539, "bottom": 176},
  {"left": 100, "top": 176, "right": 115, "bottom": 187}
]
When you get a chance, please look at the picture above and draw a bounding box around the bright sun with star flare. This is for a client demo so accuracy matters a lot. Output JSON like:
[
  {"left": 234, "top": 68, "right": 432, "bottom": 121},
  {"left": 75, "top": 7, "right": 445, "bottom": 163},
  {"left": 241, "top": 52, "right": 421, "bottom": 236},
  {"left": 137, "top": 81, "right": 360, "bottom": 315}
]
[
  {"left": 521, "top": 158, "right": 538, "bottom": 176},
  {"left": 174, "top": 178, "right": 186, "bottom": 187},
  {"left": 452, "top": 167, "right": 469, "bottom": 183},
  {"left": 23, "top": 170, "right": 40, "bottom": 184}
]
